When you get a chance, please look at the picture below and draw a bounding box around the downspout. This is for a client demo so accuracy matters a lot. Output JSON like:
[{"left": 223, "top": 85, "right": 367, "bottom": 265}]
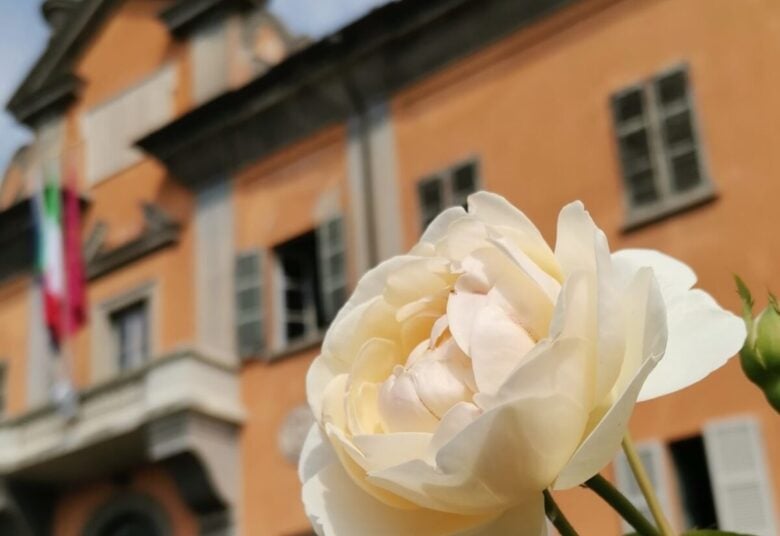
[{"left": 341, "top": 73, "right": 380, "bottom": 268}]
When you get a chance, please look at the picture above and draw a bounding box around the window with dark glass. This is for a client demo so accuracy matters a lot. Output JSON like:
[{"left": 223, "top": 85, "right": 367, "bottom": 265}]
[
  {"left": 417, "top": 159, "right": 480, "bottom": 231},
  {"left": 611, "top": 67, "right": 711, "bottom": 225},
  {"left": 274, "top": 217, "right": 346, "bottom": 347},
  {"left": 110, "top": 300, "right": 149, "bottom": 372},
  {"left": 669, "top": 435, "right": 718, "bottom": 530}
]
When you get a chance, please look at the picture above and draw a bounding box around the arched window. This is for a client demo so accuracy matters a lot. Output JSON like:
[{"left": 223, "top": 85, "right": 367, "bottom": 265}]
[{"left": 84, "top": 493, "right": 170, "bottom": 536}]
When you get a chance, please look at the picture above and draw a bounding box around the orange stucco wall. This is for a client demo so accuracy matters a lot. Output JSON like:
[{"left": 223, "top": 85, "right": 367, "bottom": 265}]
[
  {"left": 236, "top": 126, "right": 351, "bottom": 535},
  {"left": 0, "top": 277, "right": 30, "bottom": 415},
  {"left": 61, "top": 0, "right": 196, "bottom": 387},
  {"left": 392, "top": 0, "right": 780, "bottom": 532},
  {"left": 52, "top": 464, "right": 198, "bottom": 536}
]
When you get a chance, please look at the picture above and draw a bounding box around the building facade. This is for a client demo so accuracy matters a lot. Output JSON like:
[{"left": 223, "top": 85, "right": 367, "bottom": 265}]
[{"left": 0, "top": 0, "right": 778, "bottom": 534}]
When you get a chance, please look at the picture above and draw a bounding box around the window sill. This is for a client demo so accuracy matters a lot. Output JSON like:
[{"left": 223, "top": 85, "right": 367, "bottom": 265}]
[
  {"left": 621, "top": 185, "right": 717, "bottom": 233},
  {"left": 264, "top": 332, "right": 326, "bottom": 363}
]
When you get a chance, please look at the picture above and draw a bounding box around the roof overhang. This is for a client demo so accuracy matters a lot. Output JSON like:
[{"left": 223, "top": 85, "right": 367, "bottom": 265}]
[{"left": 138, "top": 0, "right": 579, "bottom": 189}]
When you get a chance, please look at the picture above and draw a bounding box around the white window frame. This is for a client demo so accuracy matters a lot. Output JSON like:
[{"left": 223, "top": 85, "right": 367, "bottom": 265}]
[
  {"left": 612, "top": 64, "right": 715, "bottom": 230},
  {"left": 614, "top": 440, "right": 676, "bottom": 533},
  {"left": 92, "top": 282, "right": 158, "bottom": 382},
  {"left": 417, "top": 157, "right": 481, "bottom": 231}
]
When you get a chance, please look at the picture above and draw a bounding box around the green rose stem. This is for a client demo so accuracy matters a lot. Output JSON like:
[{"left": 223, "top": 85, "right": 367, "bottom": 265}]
[
  {"left": 622, "top": 434, "right": 676, "bottom": 536},
  {"left": 584, "top": 474, "right": 660, "bottom": 536},
  {"left": 543, "top": 490, "right": 579, "bottom": 536}
]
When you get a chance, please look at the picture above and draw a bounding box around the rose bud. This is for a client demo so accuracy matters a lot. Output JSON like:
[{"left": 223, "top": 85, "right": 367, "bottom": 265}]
[{"left": 736, "top": 277, "right": 780, "bottom": 412}]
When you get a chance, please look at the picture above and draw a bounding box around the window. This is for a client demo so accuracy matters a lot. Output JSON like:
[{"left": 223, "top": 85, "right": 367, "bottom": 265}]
[
  {"left": 614, "top": 441, "right": 673, "bottom": 533},
  {"left": 613, "top": 421, "right": 777, "bottom": 535},
  {"left": 703, "top": 418, "right": 778, "bottom": 535},
  {"left": 273, "top": 218, "right": 346, "bottom": 349},
  {"left": 417, "top": 159, "right": 479, "bottom": 230},
  {"left": 611, "top": 66, "right": 713, "bottom": 227},
  {"left": 82, "top": 66, "right": 175, "bottom": 184},
  {"left": 110, "top": 300, "right": 149, "bottom": 372},
  {"left": 670, "top": 435, "right": 718, "bottom": 530},
  {"left": 235, "top": 250, "right": 265, "bottom": 359}
]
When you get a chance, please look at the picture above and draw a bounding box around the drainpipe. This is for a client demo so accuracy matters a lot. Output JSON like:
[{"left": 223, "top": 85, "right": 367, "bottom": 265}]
[{"left": 341, "top": 73, "right": 380, "bottom": 268}]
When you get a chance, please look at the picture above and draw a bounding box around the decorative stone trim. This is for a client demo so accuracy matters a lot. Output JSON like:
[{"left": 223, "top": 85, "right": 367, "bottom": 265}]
[{"left": 86, "top": 203, "right": 180, "bottom": 281}]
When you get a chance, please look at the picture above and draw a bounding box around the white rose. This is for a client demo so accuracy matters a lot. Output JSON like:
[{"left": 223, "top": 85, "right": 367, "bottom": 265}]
[{"left": 299, "top": 192, "right": 745, "bottom": 535}]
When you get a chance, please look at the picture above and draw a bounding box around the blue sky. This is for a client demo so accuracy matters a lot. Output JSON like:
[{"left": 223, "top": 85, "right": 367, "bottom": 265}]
[
  {"left": 0, "top": 0, "right": 48, "bottom": 176},
  {"left": 0, "top": 0, "right": 390, "bottom": 183}
]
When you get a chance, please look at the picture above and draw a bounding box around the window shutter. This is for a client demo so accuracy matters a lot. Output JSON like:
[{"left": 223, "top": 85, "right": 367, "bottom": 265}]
[
  {"left": 235, "top": 250, "right": 265, "bottom": 360},
  {"left": 614, "top": 441, "right": 673, "bottom": 533},
  {"left": 316, "top": 217, "right": 347, "bottom": 324},
  {"left": 703, "top": 417, "right": 778, "bottom": 535}
]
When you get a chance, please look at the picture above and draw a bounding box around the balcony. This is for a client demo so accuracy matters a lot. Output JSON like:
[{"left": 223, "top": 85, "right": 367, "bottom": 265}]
[{"left": 0, "top": 349, "right": 244, "bottom": 536}]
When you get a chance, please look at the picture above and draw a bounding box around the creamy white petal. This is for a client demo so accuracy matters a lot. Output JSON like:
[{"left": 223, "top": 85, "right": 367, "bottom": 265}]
[
  {"left": 303, "top": 460, "right": 493, "bottom": 536},
  {"left": 612, "top": 248, "right": 697, "bottom": 299},
  {"left": 378, "top": 368, "right": 440, "bottom": 433},
  {"left": 447, "top": 291, "right": 489, "bottom": 356},
  {"left": 554, "top": 269, "right": 666, "bottom": 489},
  {"left": 307, "top": 356, "right": 349, "bottom": 422},
  {"left": 469, "top": 303, "right": 536, "bottom": 395},
  {"left": 555, "top": 202, "right": 625, "bottom": 405},
  {"left": 420, "top": 206, "right": 468, "bottom": 245},
  {"left": 429, "top": 401, "right": 483, "bottom": 455},
  {"left": 456, "top": 494, "right": 547, "bottom": 536},
  {"left": 299, "top": 424, "right": 336, "bottom": 484},
  {"left": 435, "top": 217, "right": 490, "bottom": 261},
  {"left": 638, "top": 289, "right": 746, "bottom": 401},
  {"left": 467, "top": 192, "right": 559, "bottom": 277},
  {"left": 351, "top": 432, "right": 433, "bottom": 472},
  {"left": 369, "top": 389, "right": 588, "bottom": 513},
  {"left": 612, "top": 249, "right": 746, "bottom": 401}
]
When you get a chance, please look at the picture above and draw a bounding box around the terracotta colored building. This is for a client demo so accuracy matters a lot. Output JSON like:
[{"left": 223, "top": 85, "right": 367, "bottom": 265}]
[{"left": 0, "top": 0, "right": 778, "bottom": 534}]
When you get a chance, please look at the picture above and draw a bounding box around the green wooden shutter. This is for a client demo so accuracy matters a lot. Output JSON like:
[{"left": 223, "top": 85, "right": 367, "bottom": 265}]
[
  {"left": 316, "top": 217, "right": 347, "bottom": 324},
  {"left": 235, "top": 250, "right": 265, "bottom": 359}
]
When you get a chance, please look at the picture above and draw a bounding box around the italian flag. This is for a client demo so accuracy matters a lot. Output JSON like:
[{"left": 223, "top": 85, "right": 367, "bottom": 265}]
[{"left": 35, "top": 168, "right": 86, "bottom": 346}]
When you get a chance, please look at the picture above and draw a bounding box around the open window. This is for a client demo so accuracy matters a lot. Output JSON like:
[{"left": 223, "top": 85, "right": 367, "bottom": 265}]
[{"left": 272, "top": 217, "right": 346, "bottom": 352}]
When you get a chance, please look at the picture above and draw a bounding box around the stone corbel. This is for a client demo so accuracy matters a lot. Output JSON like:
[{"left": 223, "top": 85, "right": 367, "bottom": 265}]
[{"left": 146, "top": 410, "right": 241, "bottom": 536}]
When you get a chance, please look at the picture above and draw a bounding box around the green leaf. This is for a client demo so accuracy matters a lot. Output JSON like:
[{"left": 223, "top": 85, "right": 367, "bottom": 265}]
[
  {"left": 769, "top": 291, "right": 780, "bottom": 315},
  {"left": 735, "top": 274, "right": 755, "bottom": 334}
]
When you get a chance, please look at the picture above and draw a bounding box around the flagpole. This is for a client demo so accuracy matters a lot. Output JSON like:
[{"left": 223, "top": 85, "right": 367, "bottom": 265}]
[{"left": 58, "top": 150, "right": 79, "bottom": 419}]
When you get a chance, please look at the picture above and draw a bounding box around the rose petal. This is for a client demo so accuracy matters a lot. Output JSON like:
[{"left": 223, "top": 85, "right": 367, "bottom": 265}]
[
  {"left": 555, "top": 202, "right": 626, "bottom": 406},
  {"left": 468, "top": 303, "right": 536, "bottom": 395},
  {"left": 554, "top": 268, "right": 666, "bottom": 489},
  {"left": 467, "top": 192, "right": 560, "bottom": 279},
  {"left": 612, "top": 248, "right": 697, "bottom": 299},
  {"left": 638, "top": 289, "right": 746, "bottom": 401},
  {"left": 303, "top": 459, "right": 493, "bottom": 536},
  {"left": 455, "top": 494, "right": 547, "bottom": 536},
  {"left": 419, "top": 206, "right": 468, "bottom": 244},
  {"left": 612, "top": 249, "right": 746, "bottom": 401},
  {"left": 369, "top": 387, "right": 587, "bottom": 513}
]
